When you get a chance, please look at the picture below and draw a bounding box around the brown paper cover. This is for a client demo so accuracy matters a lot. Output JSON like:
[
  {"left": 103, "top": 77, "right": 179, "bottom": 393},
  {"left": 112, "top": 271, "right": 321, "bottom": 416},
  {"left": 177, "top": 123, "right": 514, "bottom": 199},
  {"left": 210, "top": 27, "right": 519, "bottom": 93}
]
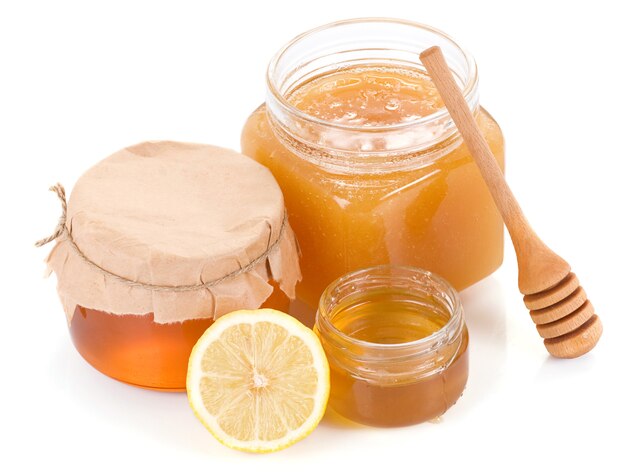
[{"left": 45, "top": 141, "right": 301, "bottom": 324}]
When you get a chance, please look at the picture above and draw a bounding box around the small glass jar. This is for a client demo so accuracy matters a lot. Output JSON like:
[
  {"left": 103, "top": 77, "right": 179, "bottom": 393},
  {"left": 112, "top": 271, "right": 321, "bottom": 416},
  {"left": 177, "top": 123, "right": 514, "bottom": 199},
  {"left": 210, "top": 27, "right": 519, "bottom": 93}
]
[
  {"left": 242, "top": 18, "right": 505, "bottom": 310},
  {"left": 315, "top": 265, "right": 469, "bottom": 427}
]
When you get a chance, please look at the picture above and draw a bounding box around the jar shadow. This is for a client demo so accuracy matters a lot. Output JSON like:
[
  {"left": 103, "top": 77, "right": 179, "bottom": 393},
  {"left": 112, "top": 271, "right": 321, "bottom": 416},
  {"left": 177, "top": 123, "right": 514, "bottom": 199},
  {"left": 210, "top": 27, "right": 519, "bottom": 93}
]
[
  {"left": 458, "top": 275, "right": 507, "bottom": 413},
  {"left": 535, "top": 351, "right": 598, "bottom": 382},
  {"left": 48, "top": 342, "right": 214, "bottom": 455},
  {"left": 321, "top": 406, "right": 369, "bottom": 429}
]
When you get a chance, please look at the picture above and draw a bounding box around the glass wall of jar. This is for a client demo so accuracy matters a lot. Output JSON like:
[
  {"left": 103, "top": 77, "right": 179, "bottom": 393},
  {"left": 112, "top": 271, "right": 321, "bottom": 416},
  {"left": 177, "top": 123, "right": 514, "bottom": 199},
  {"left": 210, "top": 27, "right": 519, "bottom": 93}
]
[{"left": 315, "top": 265, "right": 469, "bottom": 427}]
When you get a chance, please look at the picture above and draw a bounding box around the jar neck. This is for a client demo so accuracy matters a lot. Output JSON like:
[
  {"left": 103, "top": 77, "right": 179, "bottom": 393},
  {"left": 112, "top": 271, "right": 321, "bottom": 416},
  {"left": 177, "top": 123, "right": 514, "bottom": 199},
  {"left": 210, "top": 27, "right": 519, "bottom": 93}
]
[
  {"left": 265, "top": 18, "right": 479, "bottom": 174},
  {"left": 315, "top": 265, "right": 465, "bottom": 383}
]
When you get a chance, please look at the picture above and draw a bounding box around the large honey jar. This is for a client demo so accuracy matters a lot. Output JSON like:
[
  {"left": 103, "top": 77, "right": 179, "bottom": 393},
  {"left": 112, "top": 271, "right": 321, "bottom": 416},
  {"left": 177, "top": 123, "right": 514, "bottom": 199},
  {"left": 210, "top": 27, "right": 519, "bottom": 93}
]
[{"left": 242, "top": 19, "right": 505, "bottom": 309}]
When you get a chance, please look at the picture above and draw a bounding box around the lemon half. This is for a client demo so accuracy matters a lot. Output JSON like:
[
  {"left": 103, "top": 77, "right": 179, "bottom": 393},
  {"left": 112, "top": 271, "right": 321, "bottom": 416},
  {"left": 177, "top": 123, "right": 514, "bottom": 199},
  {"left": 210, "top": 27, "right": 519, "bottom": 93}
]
[{"left": 187, "top": 309, "right": 330, "bottom": 453}]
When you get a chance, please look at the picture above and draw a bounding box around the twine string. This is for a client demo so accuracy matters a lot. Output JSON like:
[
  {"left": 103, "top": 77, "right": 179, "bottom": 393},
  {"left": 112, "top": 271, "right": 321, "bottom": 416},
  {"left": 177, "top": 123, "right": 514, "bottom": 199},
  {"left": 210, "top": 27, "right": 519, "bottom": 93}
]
[
  {"left": 35, "top": 184, "right": 67, "bottom": 247},
  {"left": 35, "top": 183, "right": 288, "bottom": 293}
]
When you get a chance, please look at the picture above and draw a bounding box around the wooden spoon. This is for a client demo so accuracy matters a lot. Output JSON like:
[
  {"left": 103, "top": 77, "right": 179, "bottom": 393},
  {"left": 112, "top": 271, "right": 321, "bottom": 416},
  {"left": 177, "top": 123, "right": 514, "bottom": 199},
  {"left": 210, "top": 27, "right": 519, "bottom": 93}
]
[{"left": 420, "top": 46, "right": 602, "bottom": 358}]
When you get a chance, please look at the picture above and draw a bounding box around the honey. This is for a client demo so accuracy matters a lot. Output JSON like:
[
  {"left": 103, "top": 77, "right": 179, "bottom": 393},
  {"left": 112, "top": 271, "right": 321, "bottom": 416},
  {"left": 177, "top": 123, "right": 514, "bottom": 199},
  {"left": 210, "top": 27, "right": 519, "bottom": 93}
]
[
  {"left": 328, "top": 290, "right": 450, "bottom": 345},
  {"left": 70, "top": 283, "right": 290, "bottom": 391},
  {"left": 242, "top": 19, "right": 504, "bottom": 310},
  {"left": 70, "top": 307, "right": 212, "bottom": 391},
  {"left": 315, "top": 266, "right": 469, "bottom": 427},
  {"left": 287, "top": 65, "right": 444, "bottom": 127}
]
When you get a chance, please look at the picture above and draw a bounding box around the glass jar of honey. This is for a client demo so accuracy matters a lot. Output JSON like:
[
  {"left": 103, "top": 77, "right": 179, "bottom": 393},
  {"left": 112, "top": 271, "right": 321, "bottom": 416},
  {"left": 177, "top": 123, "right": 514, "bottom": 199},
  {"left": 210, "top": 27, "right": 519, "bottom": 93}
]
[
  {"left": 315, "top": 265, "right": 469, "bottom": 427},
  {"left": 41, "top": 142, "right": 300, "bottom": 391},
  {"left": 241, "top": 19, "right": 505, "bottom": 310}
]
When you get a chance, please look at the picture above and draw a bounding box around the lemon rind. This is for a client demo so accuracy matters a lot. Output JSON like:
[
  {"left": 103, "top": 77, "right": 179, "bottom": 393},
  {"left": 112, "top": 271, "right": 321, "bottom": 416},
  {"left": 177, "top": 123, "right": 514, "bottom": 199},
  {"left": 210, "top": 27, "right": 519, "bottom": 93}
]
[{"left": 187, "top": 309, "right": 330, "bottom": 453}]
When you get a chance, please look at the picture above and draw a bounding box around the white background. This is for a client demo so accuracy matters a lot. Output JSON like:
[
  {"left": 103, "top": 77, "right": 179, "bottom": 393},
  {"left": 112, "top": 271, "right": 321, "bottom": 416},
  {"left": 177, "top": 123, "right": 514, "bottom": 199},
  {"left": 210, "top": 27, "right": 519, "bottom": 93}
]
[{"left": 2, "top": 1, "right": 624, "bottom": 473}]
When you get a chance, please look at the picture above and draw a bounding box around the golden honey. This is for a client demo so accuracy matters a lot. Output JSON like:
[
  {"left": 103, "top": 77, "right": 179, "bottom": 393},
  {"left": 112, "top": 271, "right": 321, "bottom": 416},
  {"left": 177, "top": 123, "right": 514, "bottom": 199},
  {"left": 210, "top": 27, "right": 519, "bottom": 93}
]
[
  {"left": 70, "top": 284, "right": 289, "bottom": 391},
  {"left": 287, "top": 65, "right": 444, "bottom": 127},
  {"left": 242, "top": 19, "right": 504, "bottom": 310},
  {"left": 315, "top": 266, "right": 468, "bottom": 427}
]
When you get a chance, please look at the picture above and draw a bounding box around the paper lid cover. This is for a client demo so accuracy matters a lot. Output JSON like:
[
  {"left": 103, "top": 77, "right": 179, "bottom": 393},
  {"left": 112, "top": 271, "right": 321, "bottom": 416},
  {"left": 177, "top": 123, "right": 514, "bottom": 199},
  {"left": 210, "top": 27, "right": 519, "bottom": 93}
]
[{"left": 44, "top": 141, "right": 301, "bottom": 323}]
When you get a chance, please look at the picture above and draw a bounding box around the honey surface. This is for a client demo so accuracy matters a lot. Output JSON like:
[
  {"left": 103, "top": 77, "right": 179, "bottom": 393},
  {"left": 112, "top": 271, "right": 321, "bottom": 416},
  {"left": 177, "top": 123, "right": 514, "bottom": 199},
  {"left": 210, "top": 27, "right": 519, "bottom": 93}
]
[
  {"left": 242, "top": 64, "right": 505, "bottom": 308},
  {"left": 288, "top": 66, "right": 443, "bottom": 127},
  {"left": 329, "top": 288, "right": 449, "bottom": 344}
]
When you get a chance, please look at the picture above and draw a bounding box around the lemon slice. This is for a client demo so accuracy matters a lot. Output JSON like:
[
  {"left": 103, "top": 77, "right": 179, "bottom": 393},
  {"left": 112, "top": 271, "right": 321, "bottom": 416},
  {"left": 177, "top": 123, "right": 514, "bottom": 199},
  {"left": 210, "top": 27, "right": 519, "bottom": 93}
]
[{"left": 186, "top": 309, "right": 330, "bottom": 453}]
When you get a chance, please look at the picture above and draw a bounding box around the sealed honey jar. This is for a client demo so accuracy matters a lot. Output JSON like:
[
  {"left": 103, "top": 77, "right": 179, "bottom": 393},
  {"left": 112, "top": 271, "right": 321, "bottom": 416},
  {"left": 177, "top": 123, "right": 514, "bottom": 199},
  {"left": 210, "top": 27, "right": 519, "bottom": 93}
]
[
  {"left": 315, "top": 265, "right": 469, "bottom": 427},
  {"left": 241, "top": 19, "right": 505, "bottom": 309},
  {"left": 40, "top": 141, "right": 301, "bottom": 391}
]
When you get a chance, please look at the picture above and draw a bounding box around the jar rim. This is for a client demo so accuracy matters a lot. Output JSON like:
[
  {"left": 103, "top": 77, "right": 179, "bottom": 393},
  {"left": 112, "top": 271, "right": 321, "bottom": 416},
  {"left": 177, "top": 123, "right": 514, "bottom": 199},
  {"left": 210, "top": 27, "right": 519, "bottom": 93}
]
[
  {"left": 315, "top": 264, "right": 464, "bottom": 354},
  {"left": 266, "top": 17, "right": 478, "bottom": 134}
]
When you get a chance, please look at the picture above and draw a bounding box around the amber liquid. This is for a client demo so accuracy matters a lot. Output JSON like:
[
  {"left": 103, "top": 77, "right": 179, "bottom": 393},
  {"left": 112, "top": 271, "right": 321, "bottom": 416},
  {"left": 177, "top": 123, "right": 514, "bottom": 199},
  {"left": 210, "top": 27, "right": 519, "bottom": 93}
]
[
  {"left": 69, "top": 285, "right": 290, "bottom": 391},
  {"left": 242, "top": 64, "right": 504, "bottom": 308},
  {"left": 288, "top": 65, "right": 444, "bottom": 126},
  {"left": 322, "top": 289, "right": 469, "bottom": 427}
]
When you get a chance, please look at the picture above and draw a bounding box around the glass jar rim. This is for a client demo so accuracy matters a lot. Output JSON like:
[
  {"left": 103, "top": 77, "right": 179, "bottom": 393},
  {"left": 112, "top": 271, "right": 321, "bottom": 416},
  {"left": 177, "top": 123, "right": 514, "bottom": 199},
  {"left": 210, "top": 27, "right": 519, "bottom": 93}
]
[
  {"left": 316, "top": 264, "right": 464, "bottom": 354},
  {"left": 266, "top": 17, "right": 478, "bottom": 134}
]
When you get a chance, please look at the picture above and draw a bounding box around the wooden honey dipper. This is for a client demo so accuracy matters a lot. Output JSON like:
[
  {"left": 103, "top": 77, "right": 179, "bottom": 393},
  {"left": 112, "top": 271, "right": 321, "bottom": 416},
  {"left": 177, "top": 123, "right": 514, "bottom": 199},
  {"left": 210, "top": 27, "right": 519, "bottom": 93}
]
[{"left": 420, "top": 46, "right": 602, "bottom": 358}]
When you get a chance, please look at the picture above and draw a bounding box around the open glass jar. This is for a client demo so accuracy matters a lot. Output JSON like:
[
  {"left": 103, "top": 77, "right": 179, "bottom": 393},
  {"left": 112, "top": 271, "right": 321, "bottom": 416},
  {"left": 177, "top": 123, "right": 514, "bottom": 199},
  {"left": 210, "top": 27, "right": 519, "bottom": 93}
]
[
  {"left": 315, "top": 265, "right": 469, "bottom": 427},
  {"left": 242, "top": 18, "right": 505, "bottom": 309}
]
